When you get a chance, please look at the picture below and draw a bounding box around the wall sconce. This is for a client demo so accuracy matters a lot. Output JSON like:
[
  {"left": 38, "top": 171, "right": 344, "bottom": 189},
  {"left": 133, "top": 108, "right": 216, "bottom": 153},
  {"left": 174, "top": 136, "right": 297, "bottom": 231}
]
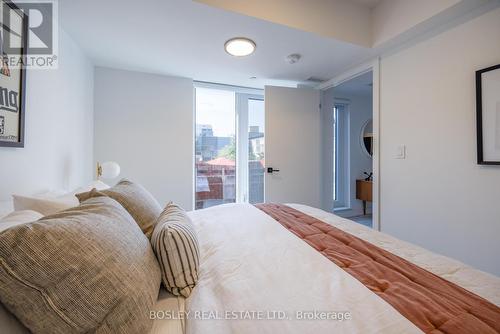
[{"left": 96, "top": 161, "right": 121, "bottom": 180}]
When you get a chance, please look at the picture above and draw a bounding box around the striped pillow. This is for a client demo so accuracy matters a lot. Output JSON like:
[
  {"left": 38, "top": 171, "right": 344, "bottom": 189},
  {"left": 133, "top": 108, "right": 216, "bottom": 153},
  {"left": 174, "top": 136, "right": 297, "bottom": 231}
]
[{"left": 151, "top": 203, "right": 199, "bottom": 297}]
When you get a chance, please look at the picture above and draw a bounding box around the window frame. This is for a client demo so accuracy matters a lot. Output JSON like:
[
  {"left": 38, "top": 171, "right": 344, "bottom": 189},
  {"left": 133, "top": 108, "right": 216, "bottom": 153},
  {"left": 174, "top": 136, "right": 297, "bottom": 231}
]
[
  {"left": 236, "top": 93, "right": 265, "bottom": 203},
  {"left": 333, "top": 101, "right": 350, "bottom": 211},
  {"left": 193, "top": 82, "right": 264, "bottom": 209}
]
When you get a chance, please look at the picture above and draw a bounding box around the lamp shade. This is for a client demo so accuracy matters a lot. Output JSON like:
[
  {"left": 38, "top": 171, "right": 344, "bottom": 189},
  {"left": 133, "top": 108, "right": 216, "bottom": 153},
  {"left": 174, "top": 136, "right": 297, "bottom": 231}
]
[{"left": 100, "top": 161, "right": 121, "bottom": 179}]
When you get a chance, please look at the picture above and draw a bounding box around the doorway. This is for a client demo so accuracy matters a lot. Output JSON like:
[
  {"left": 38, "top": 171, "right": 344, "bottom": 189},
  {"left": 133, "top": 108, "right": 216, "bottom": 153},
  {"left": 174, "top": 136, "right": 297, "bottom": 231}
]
[
  {"left": 334, "top": 72, "right": 373, "bottom": 227},
  {"left": 319, "top": 60, "right": 380, "bottom": 230}
]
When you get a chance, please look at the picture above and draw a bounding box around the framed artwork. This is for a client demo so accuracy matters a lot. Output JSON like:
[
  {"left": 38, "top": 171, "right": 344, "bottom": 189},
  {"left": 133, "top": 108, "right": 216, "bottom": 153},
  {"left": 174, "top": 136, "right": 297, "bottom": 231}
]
[
  {"left": 476, "top": 64, "right": 500, "bottom": 165},
  {"left": 0, "top": 0, "right": 27, "bottom": 148}
]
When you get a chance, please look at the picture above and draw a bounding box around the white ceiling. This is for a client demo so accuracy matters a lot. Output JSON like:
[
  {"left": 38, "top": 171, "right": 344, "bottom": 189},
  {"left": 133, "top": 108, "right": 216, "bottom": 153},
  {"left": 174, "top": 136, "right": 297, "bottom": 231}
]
[
  {"left": 59, "top": 0, "right": 490, "bottom": 88},
  {"left": 59, "top": 0, "right": 376, "bottom": 88}
]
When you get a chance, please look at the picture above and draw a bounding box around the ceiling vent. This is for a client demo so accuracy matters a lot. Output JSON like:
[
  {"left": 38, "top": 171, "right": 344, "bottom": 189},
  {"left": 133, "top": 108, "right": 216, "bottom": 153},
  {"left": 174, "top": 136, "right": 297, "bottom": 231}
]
[{"left": 305, "top": 76, "right": 327, "bottom": 83}]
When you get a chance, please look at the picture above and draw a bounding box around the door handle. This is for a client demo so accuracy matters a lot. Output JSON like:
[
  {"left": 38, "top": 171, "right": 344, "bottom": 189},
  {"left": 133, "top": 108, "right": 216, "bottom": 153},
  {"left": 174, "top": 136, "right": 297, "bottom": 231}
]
[{"left": 267, "top": 167, "right": 280, "bottom": 174}]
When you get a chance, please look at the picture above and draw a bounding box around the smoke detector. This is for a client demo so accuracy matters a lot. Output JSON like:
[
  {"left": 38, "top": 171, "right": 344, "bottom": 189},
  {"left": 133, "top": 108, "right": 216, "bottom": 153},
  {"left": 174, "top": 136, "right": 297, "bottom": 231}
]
[{"left": 285, "top": 53, "right": 301, "bottom": 64}]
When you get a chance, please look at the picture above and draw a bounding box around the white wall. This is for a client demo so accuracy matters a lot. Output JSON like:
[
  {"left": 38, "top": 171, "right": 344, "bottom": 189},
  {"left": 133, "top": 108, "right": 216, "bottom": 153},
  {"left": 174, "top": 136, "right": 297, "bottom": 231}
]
[
  {"left": 372, "top": 0, "right": 461, "bottom": 46},
  {"left": 0, "top": 30, "right": 94, "bottom": 201},
  {"left": 94, "top": 67, "right": 194, "bottom": 210},
  {"left": 380, "top": 8, "right": 500, "bottom": 275}
]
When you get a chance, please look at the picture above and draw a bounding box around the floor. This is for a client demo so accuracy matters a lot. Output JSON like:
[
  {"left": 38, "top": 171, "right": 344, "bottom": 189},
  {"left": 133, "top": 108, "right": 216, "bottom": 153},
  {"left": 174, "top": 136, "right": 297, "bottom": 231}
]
[{"left": 350, "top": 214, "right": 373, "bottom": 228}]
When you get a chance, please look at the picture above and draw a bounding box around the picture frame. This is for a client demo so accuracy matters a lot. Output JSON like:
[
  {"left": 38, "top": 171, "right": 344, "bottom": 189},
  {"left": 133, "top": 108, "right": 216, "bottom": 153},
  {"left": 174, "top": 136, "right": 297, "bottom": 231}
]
[
  {"left": 0, "top": 0, "right": 28, "bottom": 148},
  {"left": 476, "top": 64, "right": 500, "bottom": 165}
]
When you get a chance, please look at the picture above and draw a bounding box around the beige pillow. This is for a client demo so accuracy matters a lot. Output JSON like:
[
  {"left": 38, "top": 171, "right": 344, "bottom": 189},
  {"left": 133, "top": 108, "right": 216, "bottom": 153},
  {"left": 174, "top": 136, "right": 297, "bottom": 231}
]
[
  {"left": 76, "top": 179, "right": 161, "bottom": 238},
  {"left": 151, "top": 203, "right": 200, "bottom": 297},
  {"left": 0, "top": 196, "right": 161, "bottom": 334}
]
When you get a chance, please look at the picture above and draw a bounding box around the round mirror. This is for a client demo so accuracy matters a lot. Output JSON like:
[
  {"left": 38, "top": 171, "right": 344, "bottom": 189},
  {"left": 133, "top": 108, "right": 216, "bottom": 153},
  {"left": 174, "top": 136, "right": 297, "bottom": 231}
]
[{"left": 360, "top": 119, "right": 373, "bottom": 158}]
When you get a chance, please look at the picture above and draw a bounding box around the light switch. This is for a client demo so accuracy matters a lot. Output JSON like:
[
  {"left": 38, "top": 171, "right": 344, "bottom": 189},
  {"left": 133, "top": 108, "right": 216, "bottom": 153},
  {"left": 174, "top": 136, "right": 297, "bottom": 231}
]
[{"left": 396, "top": 145, "right": 406, "bottom": 159}]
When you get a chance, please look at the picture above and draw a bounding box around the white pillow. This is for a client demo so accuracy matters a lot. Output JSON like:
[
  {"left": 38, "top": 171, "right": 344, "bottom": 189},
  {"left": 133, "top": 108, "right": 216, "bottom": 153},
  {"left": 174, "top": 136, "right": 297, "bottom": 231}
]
[
  {"left": 10, "top": 181, "right": 109, "bottom": 217},
  {"left": 0, "top": 210, "right": 43, "bottom": 232},
  {"left": 12, "top": 195, "right": 78, "bottom": 216},
  {"left": 71, "top": 180, "right": 110, "bottom": 194}
]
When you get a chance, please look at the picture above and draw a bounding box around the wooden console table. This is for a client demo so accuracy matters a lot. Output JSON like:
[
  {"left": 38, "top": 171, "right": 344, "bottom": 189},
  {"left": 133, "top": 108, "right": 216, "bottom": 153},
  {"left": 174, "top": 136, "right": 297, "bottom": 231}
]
[{"left": 356, "top": 180, "right": 372, "bottom": 215}]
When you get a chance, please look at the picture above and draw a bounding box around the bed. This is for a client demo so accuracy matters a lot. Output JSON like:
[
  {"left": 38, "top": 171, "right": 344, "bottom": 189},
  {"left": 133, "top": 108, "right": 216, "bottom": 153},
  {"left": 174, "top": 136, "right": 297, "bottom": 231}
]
[
  {"left": 172, "top": 203, "right": 500, "bottom": 334},
  {"left": 1, "top": 200, "right": 499, "bottom": 334}
]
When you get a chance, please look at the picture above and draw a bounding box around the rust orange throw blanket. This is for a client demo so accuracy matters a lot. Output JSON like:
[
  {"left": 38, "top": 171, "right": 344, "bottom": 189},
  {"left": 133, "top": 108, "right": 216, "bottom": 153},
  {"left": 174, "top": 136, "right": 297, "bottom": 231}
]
[{"left": 255, "top": 204, "right": 500, "bottom": 334}]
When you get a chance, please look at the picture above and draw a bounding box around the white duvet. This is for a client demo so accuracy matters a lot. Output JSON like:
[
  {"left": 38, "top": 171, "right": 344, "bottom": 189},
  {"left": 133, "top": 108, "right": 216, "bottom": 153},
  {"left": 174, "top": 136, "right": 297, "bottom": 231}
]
[{"left": 177, "top": 203, "right": 500, "bottom": 334}]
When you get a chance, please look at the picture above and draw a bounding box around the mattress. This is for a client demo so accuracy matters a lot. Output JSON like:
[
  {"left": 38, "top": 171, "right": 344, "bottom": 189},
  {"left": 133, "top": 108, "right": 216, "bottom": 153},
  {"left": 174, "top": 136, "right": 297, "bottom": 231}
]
[
  {"left": 184, "top": 203, "right": 500, "bottom": 334},
  {"left": 151, "top": 289, "right": 185, "bottom": 334},
  {"left": 0, "top": 288, "right": 185, "bottom": 334}
]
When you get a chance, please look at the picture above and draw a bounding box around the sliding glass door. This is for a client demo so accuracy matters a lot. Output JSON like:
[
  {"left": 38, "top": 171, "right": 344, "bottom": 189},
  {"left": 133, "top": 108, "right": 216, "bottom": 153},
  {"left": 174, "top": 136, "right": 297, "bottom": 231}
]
[
  {"left": 195, "top": 85, "right": 264, "bottom": 209},
  {"left": 195, "top": 87, "right": 236, "bottom": 209}
]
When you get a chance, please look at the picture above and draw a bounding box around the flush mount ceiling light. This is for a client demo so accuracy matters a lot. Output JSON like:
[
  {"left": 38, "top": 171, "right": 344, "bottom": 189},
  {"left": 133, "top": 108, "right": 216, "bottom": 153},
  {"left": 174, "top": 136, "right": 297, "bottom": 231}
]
[{"left": 225, "top": 37, "right": 256, "bottom": 57}]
